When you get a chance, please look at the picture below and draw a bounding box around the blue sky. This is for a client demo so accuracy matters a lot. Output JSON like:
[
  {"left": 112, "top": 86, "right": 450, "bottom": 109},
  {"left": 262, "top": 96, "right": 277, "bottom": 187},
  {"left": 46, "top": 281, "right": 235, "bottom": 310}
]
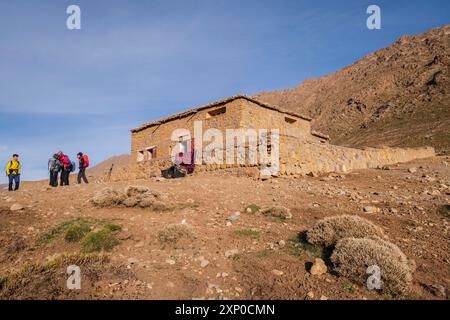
[{"left": 0, "top": 0, "right": 449, "bottom": 182}]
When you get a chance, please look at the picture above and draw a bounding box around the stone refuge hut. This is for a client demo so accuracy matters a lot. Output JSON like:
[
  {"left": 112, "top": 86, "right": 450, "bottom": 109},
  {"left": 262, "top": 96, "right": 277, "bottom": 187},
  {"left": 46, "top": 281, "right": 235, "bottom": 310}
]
[{"left": 119, "top": 95, "right": 434, "bottom": 180}]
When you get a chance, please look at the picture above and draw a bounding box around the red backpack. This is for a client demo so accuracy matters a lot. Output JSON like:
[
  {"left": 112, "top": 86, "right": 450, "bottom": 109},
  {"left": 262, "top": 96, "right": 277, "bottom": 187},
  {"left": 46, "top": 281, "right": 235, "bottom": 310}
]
[{"left": 83, "top": 155, "right": 90, "bottom": 168}]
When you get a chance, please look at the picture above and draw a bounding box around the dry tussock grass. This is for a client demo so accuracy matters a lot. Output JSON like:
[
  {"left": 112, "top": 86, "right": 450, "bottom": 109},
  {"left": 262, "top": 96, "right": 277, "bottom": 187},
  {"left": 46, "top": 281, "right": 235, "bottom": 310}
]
[
  {"left": 306, "top": 214, "right": 385, "bottom": 247},
  {"left": 158, "top": 223, "right": 195, "bottom": 245},
  {"left": 330, "top": 236, "right": 413, "bottom": 296}
]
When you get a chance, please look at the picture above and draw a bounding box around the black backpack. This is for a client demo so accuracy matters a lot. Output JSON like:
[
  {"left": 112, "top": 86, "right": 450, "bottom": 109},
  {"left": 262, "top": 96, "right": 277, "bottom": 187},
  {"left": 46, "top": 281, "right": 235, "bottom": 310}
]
[{"left": 69, "top": 160, "right": 76, "bottom": 173}]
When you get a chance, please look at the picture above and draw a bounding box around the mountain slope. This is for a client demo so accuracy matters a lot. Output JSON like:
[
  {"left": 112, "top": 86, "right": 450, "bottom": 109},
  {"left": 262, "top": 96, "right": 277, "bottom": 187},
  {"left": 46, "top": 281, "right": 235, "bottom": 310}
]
[
  {"left": 255, "top": 25, "right": 450, "bottom": 153},
  {"left": 88, "top": 154, "right": 131, "bottom": 176}
]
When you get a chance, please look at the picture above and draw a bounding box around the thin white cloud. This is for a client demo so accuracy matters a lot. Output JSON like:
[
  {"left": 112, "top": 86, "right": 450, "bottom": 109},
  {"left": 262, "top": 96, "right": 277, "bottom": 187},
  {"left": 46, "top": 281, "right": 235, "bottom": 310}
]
[{"left": 0, "top": 2, "right": 264, "bottom": 116}]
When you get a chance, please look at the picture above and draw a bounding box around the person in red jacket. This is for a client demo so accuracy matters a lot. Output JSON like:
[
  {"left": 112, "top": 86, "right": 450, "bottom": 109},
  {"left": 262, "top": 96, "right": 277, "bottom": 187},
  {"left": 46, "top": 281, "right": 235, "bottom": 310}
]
[
  {"left": 76, "top": 152, "right": 89, "bottom": 184},
  {"left": 58, "top": 151, "right": 71, "bottom": 186}
]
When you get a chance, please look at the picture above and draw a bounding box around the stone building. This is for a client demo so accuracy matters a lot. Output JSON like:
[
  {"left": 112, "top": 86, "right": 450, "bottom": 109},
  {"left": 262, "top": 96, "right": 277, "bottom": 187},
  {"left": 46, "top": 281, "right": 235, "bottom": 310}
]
[{"left": 128, "top": 95, "right": 434, "bottom": 179}]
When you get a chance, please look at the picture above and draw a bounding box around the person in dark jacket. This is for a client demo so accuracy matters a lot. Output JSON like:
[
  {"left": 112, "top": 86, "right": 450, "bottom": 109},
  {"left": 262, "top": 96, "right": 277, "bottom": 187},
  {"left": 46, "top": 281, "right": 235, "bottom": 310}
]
[
  {"left": 77, "top": 152, "right": 89, "bottom": 184},
  {"left": 48, "top": 154, "right": 60, "bottom": 187}
]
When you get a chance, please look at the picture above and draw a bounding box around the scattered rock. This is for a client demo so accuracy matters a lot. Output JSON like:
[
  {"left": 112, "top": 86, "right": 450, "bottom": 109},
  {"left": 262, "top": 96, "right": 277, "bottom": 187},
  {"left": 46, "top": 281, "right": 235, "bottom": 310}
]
[
  {"left": 90, "top": 188, "right": 126, "bottom": 207},
  {"left": 10, "top": 203, "right": 24, "bottom": 211},
  {"left": 134, "top": 241, "right": 145, "bottom": 248},
  {"left": 91, "top": 186, "right": 168, "bottom": 210},
  {"left": 271, "top": 269, "right": 284, "bottom": 276},
  {"left": 363, "top": 206, "right": 381, "bottom": 213},
  {"left": 278, "top": 240, "right": 286, "bottom": 247},
  {"left": 200, "top": 260, "right": 210, "bottom": 268},
  {"left": 165, "top": 259, "right": 176, "bottom": 265},
  {"left": 225, "top": 249, "right": 239, "bottom": 258},
  {"left": 227, "top": 212, "right": 240, "bottom": 221},
  {"left": 310, "top": 258, "right": 327, "bottom": 276},
  {"left": 408, "top": 167, "right": 417, "bottom": 173}
]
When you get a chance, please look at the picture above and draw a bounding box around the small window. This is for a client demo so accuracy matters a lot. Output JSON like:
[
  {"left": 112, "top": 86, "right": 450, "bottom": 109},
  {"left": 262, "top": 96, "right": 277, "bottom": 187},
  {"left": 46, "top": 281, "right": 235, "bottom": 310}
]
[
  {"left": 206, "top": 107, "right": 226, "bottom": 119},
  {"left": 137, "top": 150, "right": 145, "bottom": 162},
  {"left": 146, "top": 146, "right": 157, "bottom": 160},
  {"left": 285, "top": 117, "right": 297, "bottom": 124}
]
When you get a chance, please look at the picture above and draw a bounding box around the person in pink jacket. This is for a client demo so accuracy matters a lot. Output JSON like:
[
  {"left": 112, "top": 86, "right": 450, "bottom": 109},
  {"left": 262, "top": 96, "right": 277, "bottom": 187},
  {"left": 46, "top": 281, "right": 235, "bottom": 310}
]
[{"left": 57, "top": 151, "right": 71, "bottom": 186}]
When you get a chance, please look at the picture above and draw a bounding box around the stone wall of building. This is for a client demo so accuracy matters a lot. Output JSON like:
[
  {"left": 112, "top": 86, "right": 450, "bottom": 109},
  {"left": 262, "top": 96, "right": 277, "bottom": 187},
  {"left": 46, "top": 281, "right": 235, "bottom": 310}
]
[
  {"left": 125, "top": 96, "right": 435, "bottom": 180},
  {"left": 131, "top": 99, "right": 246, "bottom": 163},
  {"left": 239, "top": 99, "right": 311, "bottom": 138},
  {"left": 279, "top": 137, "right": 435, "bottom": 175},
  {"left": 131, "top": 98, "right": 312, "bottom": 173}
]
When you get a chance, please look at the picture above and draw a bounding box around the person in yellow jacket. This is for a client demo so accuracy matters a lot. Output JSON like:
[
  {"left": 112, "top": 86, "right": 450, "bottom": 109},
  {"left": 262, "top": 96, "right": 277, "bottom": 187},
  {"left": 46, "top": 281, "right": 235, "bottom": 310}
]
[{"left": 5, "top": 154, "right": 21, "bottom": 191}]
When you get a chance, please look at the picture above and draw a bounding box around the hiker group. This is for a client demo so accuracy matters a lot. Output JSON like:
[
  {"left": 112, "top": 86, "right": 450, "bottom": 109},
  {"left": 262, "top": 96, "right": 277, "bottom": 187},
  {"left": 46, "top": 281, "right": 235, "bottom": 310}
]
[
  {"left": 5, "top": 152, "right": 91, "bottom": 192},
  {"left": 48, "top": 152, "right": 90, "bottom": 187}
]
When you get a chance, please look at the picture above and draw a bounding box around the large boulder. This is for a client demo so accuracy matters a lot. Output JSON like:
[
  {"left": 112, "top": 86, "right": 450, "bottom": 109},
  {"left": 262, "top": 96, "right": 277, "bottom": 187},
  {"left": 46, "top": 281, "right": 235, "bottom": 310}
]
[
  {"left": 90, "top": 188, "right": 126, "bottom": 207},
  {"left": 91, "top": 186, "right": 168, "bottom": 210}
]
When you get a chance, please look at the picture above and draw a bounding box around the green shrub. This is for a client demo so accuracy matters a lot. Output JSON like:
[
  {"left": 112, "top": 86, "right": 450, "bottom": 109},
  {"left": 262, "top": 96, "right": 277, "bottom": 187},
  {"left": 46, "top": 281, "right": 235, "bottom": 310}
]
[
  {"left": 64, "top": 222, "right": 91, "bottom": 242},
  {"left": 234, "top": 228, "right": 260, "bottom": 239},
  {"left": 437, "top": 205, "right": 450, "bottom": 219},
  {"left": 40, "top": 218, "right": 122, "bottom": 253},
  {"left": 244, "top": 204, "right": 260, "bottom": 214},
  {"left": 81, "top": 229, "right": 119, "bottom": 253},
  {"left": 260, "top": 206, "right": 292, "bottom": 220},
  {"left": 342, "top": 283, "right": 354, "bottom": 293},
  {"left": 40, "top": 218, "right": 96, "bottom": 243},
  {"left": 103, "top": 223, "right": 122, "bottom": 232},
  {"left": 285, "top": 233, "right": 323, "bottom": 258}
]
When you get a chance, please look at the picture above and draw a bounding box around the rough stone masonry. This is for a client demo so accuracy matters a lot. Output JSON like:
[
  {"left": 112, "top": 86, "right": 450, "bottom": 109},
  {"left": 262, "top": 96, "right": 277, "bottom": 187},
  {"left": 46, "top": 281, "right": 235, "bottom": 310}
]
[{"left": 117, "top": 95, "right": 434, "bottom": 180}]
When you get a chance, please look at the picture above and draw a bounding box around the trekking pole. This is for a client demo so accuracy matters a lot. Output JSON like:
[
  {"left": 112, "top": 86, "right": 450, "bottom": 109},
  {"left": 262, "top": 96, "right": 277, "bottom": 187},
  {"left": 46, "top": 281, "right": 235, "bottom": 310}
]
[{"left": 106, "top": 164, "right": 114, "bottom": 182}]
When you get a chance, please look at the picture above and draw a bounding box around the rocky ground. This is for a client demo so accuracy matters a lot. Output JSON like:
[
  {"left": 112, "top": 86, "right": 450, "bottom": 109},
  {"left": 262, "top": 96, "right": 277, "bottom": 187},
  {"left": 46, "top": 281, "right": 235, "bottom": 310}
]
[{"left": 0, "top": 156, "right": 449, "bottom": 300}]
